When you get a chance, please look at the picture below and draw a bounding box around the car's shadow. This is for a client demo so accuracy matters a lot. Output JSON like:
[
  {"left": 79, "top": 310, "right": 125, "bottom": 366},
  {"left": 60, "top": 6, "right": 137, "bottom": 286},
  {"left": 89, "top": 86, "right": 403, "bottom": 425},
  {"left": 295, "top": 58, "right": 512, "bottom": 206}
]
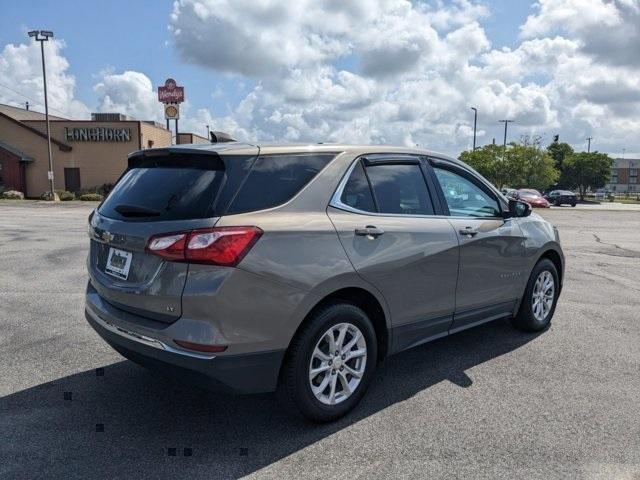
[{"left": 1, "top": 319, "right": 540, "bottom": 479}]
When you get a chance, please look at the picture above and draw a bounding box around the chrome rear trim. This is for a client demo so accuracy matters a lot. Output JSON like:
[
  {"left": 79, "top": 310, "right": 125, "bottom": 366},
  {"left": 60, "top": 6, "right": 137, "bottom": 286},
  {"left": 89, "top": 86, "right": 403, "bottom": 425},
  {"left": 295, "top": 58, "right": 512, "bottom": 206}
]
[{"left": 93, "top": 312, "right": 218, "bottom": 360}]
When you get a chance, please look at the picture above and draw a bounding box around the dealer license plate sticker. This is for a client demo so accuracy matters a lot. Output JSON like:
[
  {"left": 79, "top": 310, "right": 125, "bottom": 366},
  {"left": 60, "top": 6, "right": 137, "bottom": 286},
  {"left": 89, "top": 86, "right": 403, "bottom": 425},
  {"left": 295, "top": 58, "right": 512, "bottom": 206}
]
[{"left": 105, "top": 247, "right": 133, "bottom": 280}]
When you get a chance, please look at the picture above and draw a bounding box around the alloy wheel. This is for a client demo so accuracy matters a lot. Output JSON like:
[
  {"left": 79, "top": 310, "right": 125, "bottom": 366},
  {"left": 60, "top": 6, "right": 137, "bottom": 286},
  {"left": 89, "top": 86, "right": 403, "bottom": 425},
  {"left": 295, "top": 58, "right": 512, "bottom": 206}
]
[
  {"left": 308, "top": 322, "right": 367, "bottom": 405},
  {"left": 532, "top": 270, "right": 555, "bottom": 322}
]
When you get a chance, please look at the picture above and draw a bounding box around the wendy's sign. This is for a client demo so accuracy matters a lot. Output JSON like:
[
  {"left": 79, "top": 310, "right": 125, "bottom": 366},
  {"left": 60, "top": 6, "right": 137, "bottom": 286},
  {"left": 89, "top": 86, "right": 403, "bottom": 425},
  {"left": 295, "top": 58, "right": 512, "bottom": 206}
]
[{"left": 158, "top": 78, "right": 184, "bottom": 104}]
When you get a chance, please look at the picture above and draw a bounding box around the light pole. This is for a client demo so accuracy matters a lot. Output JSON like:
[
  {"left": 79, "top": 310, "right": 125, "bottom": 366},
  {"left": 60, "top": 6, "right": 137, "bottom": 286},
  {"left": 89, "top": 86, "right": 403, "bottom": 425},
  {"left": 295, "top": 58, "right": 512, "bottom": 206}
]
[
  {"left": 499, "top": 119, "right": 514, "bottom": 159},
  {"left": 586, "top": 137, "right": 593, "bottom": 153},
  {"left": 28, "top": 30, "right": 55, "bottom": 200},
  {"left": 470, "top": 107, "right": 477, "bottom": 150}
]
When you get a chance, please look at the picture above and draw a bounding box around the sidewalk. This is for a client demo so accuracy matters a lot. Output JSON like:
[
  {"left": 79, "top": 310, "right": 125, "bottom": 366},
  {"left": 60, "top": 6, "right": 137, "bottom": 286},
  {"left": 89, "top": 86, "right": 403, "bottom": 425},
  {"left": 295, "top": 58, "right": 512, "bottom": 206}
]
[{"left": 551, "top": 202, "right": 640, "bottom": 211}]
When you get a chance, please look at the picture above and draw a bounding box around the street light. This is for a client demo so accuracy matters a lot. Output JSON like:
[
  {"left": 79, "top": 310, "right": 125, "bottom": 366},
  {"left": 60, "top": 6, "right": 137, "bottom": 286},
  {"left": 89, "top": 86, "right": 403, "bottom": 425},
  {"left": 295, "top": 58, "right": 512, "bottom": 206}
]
[
  {"left": 470, "top": 107, "right": 477, "bottom": 150},
  {"left": 498, "top": 119, "right": 514, "bottom": 159},
  {"left": 28, "top": 30, "right": 55, "bottom": 200},
  {"left": 586, "top": 137, "right": 593, "bottom": 153}
]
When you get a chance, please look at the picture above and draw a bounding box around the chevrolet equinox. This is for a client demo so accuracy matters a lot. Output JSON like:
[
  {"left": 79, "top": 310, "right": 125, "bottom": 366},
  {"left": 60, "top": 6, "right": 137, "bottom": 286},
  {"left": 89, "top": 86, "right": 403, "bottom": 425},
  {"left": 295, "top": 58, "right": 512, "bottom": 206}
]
[{"left": 85, "top": 143, "right": 564, "bottom": 422}]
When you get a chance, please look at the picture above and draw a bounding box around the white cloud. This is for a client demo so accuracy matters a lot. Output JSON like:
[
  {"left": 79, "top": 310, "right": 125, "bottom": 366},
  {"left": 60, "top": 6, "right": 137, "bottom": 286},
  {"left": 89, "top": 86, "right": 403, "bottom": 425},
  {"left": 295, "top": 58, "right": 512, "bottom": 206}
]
[
  {"left": 166, "top": 0, "right": 640, "bottom": 155},
  {"left": 521, "top": 0, "right": 640, "bottom": 67},
  {"left": 0, "top": 39, "right": 89, "bottom": 119},
  {"left": 167, "top": 0, "right": 533, "bottom": 153},
  {"left": 93, "top": 70, "right": 164, "bottom": 121},
  {"left": 6, "top": 1, "right": 637, "bottom": 157}
]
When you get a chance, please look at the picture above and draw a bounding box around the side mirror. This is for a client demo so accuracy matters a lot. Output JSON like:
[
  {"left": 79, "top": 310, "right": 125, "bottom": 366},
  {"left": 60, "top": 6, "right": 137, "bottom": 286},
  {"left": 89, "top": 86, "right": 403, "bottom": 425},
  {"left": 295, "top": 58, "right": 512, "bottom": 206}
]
[{"left": 507, "top": 198, "right": 532, "bottom": 218}]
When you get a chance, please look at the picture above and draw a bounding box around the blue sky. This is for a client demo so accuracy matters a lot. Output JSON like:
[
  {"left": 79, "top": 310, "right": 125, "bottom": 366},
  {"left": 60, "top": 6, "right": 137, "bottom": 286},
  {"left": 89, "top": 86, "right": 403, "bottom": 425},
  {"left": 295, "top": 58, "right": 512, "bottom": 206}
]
[
  {"left": 0, "top": 0, "right": 531, "bottom": 118},
  {"left": 0, "top": 0, "right": 637, "bottom": 156}
]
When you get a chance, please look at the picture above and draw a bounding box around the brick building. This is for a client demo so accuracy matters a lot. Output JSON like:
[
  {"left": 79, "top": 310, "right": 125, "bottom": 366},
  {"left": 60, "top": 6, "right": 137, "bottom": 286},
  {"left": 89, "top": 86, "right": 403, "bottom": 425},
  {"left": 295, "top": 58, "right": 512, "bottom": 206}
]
[{"left": 605, "top": 157, "right": 640, "bottom": 193}]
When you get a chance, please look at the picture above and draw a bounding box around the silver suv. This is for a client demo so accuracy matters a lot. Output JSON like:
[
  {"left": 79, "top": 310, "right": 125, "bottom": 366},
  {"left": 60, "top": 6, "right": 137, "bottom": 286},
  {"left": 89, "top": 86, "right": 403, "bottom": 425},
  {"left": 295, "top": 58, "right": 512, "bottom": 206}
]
[{"left": 85, "top": 143, "right": 564, "bottom": 422}]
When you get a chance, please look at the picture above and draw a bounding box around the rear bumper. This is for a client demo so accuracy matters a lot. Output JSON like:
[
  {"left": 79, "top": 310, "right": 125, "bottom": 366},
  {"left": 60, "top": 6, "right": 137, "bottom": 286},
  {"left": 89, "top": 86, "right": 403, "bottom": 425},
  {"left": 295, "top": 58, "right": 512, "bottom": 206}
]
[{"left": 85, "top": 302, "right": 285, "bottom": 394}]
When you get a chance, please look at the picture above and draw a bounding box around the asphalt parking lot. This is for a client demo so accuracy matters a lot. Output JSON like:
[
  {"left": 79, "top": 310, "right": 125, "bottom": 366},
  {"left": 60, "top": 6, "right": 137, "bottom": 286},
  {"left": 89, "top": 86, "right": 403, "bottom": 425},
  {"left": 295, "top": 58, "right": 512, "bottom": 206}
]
[{"left": 1, "top": 201, "right": 639, "bottom": 479}]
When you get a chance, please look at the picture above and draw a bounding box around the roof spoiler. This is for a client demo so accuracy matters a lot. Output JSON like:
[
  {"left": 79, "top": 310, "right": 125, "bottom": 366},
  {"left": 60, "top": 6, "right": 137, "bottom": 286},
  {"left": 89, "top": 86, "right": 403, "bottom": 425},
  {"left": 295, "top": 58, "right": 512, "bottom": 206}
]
[{"left": 210, "top": 131, "right": 236, "bottom": 143}]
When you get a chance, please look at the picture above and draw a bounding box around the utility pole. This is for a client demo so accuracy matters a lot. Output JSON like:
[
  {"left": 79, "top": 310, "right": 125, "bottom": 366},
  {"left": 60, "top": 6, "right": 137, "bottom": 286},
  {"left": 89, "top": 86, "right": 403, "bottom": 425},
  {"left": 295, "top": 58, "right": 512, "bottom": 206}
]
[
  {"left": 586, "top": 137, "right": 593, "bottom": 153},
  {"left": 499, "top": 119, "right": 514, "bottom": 159},
  {"left": 28, "top": 30, "right": 55, "bottom": 200},
  {"left": 470, "top": 107, "right": 477, "bottom": 150}
]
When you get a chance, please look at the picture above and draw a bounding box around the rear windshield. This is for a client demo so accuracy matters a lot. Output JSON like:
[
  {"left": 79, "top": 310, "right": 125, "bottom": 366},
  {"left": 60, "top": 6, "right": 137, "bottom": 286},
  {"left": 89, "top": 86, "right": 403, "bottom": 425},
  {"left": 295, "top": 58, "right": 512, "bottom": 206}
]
[
  {"left": 99, "top": 154, "right": 227, "bottom": 222},
  {"left": 98, "top": 151, "right": 335, "bottom": 221},
  {"left": 226, "top": 153, "right": 335, "bottom": 214}
]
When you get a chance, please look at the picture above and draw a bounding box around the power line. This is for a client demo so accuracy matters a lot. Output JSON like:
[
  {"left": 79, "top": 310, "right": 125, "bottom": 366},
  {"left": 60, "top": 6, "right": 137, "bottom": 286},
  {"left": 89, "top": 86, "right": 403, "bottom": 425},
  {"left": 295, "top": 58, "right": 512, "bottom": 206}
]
[{"left": 0, "top": 82, "right": 73, "bottom": 118}]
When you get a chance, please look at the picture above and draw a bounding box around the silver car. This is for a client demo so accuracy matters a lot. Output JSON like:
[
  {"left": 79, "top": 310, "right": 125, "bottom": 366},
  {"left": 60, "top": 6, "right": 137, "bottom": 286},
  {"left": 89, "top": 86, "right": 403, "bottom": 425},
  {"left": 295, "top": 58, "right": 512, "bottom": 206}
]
[{"left": 85, "top": 143, "right": 564, "bottom": 422}]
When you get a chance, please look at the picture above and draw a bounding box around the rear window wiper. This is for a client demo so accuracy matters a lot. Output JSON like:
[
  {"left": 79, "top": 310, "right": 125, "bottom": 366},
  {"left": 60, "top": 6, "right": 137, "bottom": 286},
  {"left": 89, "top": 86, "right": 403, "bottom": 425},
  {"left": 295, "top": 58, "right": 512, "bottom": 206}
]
[{"left": 114, "top": 204, "right": 161, "bottom": 217}]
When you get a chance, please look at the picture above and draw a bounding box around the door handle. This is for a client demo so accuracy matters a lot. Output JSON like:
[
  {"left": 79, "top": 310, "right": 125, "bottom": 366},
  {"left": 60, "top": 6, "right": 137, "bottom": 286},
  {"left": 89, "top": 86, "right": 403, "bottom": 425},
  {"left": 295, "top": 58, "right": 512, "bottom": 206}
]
[
  {"left": 355, "top": 225, "right": 385, "bottom": 238},
  {"left": 459, "top": 226, "right": 478, "bottom": 237}
]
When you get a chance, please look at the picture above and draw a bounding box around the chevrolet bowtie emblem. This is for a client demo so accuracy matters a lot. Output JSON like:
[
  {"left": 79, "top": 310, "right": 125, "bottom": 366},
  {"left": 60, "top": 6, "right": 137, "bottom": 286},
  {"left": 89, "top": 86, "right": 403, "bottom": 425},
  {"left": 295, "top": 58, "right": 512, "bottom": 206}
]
[{"left": 101, "top": 231, "right": 115, "bottom": 243}]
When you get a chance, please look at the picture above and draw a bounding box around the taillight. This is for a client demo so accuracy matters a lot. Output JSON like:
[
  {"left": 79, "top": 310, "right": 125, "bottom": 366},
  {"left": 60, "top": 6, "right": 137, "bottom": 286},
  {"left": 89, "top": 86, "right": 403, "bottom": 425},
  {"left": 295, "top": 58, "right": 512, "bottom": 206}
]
[
  {"left": 147, "top": 233, "right": 187, "bottom": 261},
  {"left": 173, "top": 339, "right": 228, "bottom": 353},
  {"left": 146, "top": 226, "right": 262, "bottom": 266}
]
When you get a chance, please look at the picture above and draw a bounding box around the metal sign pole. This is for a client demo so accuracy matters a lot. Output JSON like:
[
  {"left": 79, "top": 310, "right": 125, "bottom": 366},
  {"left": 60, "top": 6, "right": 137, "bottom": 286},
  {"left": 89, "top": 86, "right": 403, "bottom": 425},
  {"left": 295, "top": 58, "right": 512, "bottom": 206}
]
[{"left": 41, "top": 39, "right": 55, "bottom": 199}]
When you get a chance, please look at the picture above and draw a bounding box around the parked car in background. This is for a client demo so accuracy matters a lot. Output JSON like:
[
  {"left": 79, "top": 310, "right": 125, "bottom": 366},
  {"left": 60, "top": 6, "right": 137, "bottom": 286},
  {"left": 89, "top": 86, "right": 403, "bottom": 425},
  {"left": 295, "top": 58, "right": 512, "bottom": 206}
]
[
  {"left": 501, "top": 187, "right": 517, "bottom": 198},
  {"left": 544, "top": 190, "right": 577, "bottom": 207},
  {"left": 85, "top": 142, "right": 564, "bottom": 422},
  {"left": 514, "top": 189, "right": 550, "bottom": 208}
]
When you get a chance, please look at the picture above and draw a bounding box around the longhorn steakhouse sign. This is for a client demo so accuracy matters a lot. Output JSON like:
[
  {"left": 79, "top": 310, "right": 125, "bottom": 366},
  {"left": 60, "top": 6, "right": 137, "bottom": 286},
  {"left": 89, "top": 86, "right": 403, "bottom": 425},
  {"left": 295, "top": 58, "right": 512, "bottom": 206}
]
[{"left": 158, "top": 78, "right": 184, "bottom": 104}]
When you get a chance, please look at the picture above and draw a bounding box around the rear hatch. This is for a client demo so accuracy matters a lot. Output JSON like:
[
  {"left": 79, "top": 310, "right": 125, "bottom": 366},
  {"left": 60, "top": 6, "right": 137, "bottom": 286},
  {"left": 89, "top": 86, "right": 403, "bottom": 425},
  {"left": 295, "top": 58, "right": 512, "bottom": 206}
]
[{"left": 88, "top": 147, "right": 258, "bottom": 323}]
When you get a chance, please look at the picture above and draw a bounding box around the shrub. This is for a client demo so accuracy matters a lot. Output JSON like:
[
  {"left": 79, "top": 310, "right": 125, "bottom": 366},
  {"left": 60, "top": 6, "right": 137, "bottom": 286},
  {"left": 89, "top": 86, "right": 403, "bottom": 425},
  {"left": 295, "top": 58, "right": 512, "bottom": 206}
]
[
  {"left": 57, "top": 190, "right": 75, "bottom": 201},
  {"left": 41, "top": 191, "right": 59, "bottom": 201},
  {"left": 2, "top": 190, "right": 24, "bottom": 200},
  {"left": 79, "top": 193, "right": 103, "bottom": 201},
  {"left": 99, "top": 183, "right": 114, "bottom": 196},
  {"left": 78, "top": 184, "right": 114, "bottom": 197}
]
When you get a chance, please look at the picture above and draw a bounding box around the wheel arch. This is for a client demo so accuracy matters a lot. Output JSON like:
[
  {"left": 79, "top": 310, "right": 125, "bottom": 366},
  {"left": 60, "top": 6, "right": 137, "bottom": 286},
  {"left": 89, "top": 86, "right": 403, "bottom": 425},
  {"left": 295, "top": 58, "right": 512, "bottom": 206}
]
[
  {"left": 513, "top": 245, "right": 564, "bottom": 317},
  {"left": 537, "top": 247, "right": 564, "bottom": 291},
  {"left": 288, "top": 286, "right": 390, "bottom": 364}
]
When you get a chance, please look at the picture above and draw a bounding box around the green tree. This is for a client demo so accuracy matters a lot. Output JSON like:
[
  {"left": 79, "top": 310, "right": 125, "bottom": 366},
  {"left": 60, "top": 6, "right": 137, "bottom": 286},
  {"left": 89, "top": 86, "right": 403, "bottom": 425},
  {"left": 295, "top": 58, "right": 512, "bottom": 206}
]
[
  {"left": 459, "top": 144, "right": 506, "bottom": 187},
  {"left": 561, "top": 152, "right": 612, "bottom": 200},
  {"left": 507, "top": 142, "right": 559, "bottom": 191},
  {"left": 547, "top": 141, "right": 574, "bottom": 172},
  {"left": 459, "top": 135, "right": 558, "bottom": 191}
]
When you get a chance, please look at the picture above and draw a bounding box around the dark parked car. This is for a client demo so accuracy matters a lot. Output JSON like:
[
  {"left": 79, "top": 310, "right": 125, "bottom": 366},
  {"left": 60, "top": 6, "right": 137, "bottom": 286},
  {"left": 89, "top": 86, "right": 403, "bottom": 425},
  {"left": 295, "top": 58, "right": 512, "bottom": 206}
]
[
  {"left": 545, "top": 190, "right": 577, "bottom": 207},
  {"left": 85, "top": 143, "right": 564, "bottom": 422}
]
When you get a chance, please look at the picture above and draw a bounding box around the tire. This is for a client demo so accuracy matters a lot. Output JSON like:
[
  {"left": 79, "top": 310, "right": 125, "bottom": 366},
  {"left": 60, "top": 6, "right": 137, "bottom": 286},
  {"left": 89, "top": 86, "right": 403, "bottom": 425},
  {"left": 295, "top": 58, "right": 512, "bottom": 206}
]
[
  {"left": 277, "top": 302, "right": 377, "bottom": 422},
  {"left": 512, "top": 258, "right": 559, "bottom": 332},
  {"left": 571, "top": 202, "right": 576, "bottom": 207},
  {"left": 555, "top": 199, "right": 561, "bottom": 207}
]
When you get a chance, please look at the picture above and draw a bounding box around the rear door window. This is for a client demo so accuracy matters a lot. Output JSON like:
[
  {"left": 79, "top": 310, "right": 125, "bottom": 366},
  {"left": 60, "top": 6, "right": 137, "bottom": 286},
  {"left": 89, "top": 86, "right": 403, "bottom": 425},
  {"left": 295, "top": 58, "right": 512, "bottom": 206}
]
[
  {"left": 340, "top": 161, "right": 376, "bottom": 212},
  {"left": 99, "top": 154, "right": 227, "bottom": 222},
  {"left": 226, "top": 153, "right": 335, "bottom": 214},
  {"left": 365, "top": 163, "right": 434, "bottom": 215}
]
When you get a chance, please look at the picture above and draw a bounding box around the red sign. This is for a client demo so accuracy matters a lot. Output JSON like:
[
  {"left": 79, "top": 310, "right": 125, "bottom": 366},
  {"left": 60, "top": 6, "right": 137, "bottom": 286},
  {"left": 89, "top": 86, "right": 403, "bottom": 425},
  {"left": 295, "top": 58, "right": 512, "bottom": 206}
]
[{"left": 158, "top": 78, "right": 184, "bottom": 103}]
